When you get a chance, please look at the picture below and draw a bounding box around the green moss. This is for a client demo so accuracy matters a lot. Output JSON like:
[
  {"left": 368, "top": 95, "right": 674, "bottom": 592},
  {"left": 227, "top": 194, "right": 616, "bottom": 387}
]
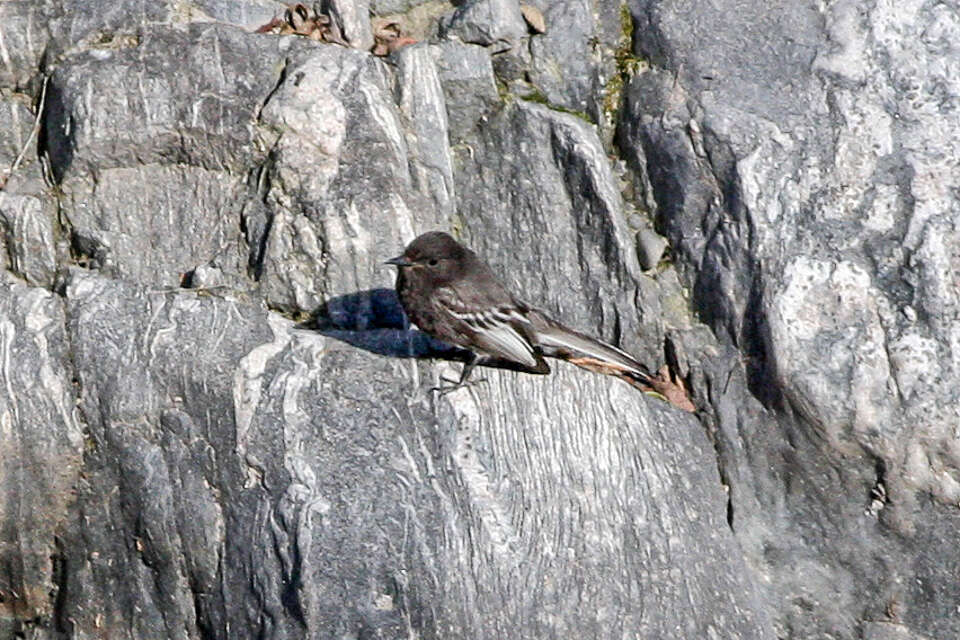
[
  {"left": 521, "top": 87, "right": 549, "bottom": 105},
  {"left": 518, "top": 88, "right": 594, "bottom": 124},
  {"left": 494, "top": 78, "right": 596, "bottom": 123},
  {"left": 495, "top": 78, "right": 513, "bottom": 102},
  {"left": 619, "top": 3, "right": 633, "bottom": 44},
  {"left": 603, "top": 72, "right": 624, "bottom": 127},
  {"left": 602, "top": 3, "right": 648, "bottom": 127}
]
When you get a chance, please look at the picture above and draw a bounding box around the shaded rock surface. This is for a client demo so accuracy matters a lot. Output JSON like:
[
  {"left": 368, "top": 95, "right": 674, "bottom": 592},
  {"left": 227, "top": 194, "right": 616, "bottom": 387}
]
[
  {"left": 0, "top": 278, "right": 83, "bottom": 629},
  {"left": 0, "top": 0, "right": 957, "bottom": 639}
]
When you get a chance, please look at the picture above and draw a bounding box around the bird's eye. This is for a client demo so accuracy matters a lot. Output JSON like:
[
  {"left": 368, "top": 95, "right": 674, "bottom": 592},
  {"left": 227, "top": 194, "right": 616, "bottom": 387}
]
[{"left": 428, "top": 258, "right": 439, "bottom": 267}]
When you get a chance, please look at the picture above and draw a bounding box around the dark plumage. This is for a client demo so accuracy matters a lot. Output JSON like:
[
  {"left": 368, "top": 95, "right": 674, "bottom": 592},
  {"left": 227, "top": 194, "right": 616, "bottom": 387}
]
[{"left": 386, "top": 231, "right": 653, "bottom": 387}]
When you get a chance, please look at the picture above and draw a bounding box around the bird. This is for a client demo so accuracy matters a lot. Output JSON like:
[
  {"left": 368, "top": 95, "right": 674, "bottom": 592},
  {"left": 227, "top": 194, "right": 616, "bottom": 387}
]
[{"left": 385, "top": 231, "right": 654, "bottom": 390}]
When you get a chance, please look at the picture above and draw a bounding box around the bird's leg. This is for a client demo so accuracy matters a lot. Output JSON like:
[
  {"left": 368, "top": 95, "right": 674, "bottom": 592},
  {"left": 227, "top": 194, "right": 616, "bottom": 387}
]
[
  {"left": 430, "top": 354, "right": 486, "bottom": 395},
  {"left": 458, "top": 357, "right": 478, "bottom": 385}
]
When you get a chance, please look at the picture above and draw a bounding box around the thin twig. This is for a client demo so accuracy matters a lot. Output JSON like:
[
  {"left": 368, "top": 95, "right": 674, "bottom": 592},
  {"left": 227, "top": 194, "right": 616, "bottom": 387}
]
[
  {"left": 146, "top": 285, "right": 232, "bottom": 295},
  {"left": 1, "top": 75, "right": 49, "bottom": 191}
]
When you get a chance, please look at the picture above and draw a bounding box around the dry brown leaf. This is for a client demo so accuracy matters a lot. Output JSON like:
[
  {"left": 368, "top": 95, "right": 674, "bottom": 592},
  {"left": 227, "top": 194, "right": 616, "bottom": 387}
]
[
  {"left": 647, "top": 365, "right": 696, "bottom": 413},
  {"left": 374, "top": 20, "right": 401, "bottom": 37},
  {"left": 287, "top": 3, "right": 312, "bottom": 33},
  {"left": 253, "top": 3, "right": 350, "bottom": 47},
  {"left": 371, "top": 20, "right": 417, "bottom": 56}
]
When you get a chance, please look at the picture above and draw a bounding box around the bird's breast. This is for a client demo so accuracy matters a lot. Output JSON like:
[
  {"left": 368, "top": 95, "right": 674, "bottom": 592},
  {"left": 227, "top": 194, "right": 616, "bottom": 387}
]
[{"left": 397, "top": 274, "right": 440, "bottom": 334}]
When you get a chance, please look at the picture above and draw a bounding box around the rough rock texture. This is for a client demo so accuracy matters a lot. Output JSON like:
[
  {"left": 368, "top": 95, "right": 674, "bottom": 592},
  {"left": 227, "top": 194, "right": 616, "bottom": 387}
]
[
  {"left": 619, "top": 1, "right": 960, "bottom": 637},
  {"left": 47, "top": 269, "right": 764, "bottom": 639},
  {"left": 0, "top": 2, "right": 51, "bottom": 91},
  {"left": 439, "top": 0, "right": 527, "bottom": 48},
  {"left": 254, "top": 44, "right": 438, "bottom": 312},
  {"left": 0, "top": 0, "right": 958, "bottom": 639},
  {"left": 0, "top": 278, "right": 83, "bottom": 634},
  {"left": 327, "top": 0, "right": 375, "bottom": 51},
  {"left": 527, "top": 0, "right": 624, "bottom": 123}
]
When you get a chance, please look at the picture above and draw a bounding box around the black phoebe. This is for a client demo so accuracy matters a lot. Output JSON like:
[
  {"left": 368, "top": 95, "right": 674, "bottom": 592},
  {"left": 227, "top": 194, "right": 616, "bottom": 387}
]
[{"left": 386, "top": 231, "right": 653, "bottom": 388}]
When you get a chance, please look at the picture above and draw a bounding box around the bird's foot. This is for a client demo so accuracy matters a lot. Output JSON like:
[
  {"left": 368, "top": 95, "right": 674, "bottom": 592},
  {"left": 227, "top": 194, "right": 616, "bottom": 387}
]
[
  {"left": 427, "top": 358, "right": 485, "bottom": 395},
  {"left": 429, "top": 375, "right": 486, "bottom": 396}
]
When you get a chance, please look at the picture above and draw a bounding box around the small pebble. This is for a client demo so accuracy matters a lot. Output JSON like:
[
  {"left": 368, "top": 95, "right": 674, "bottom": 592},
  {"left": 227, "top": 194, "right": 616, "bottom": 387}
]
[
  {"left": 636, "top": 228, "right": 668, "bottom": 270},
  {"left": 520, "top": 4, "right": 546, "bottom": 34}
]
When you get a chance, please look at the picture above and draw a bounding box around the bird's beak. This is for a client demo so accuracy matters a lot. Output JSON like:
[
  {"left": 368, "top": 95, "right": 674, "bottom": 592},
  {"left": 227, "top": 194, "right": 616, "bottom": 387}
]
[{"left": 385, "top": 255, "right": 412, "bottom": 267}]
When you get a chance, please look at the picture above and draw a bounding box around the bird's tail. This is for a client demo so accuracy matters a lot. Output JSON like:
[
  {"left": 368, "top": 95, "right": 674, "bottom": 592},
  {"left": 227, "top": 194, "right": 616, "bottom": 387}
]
[{"left": 529, "top": 312, "right": 653, "bottom": 387}]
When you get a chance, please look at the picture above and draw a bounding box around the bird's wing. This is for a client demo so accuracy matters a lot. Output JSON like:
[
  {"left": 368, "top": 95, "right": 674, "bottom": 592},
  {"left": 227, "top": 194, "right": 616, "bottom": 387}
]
[{"left": 434, "top": 287, "right": 548, "bottom": 372}]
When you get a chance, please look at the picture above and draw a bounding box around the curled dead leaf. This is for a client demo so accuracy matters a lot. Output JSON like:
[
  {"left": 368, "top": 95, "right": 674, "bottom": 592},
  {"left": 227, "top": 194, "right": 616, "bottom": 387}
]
[
  {"left": 253, "top": 3, "right": 349, "bottom": 46},
  {"left": 647, "top": 365, "right": 696, "bottom": 413},
  {"left": 371, "top": 19, "right": 417, "bottom": 56},
  {"left": 374, "top": 20, "right": 401, "bottom": 38},
  {"left": 288, "top": 3, "right": 312, "bottom": 32}
]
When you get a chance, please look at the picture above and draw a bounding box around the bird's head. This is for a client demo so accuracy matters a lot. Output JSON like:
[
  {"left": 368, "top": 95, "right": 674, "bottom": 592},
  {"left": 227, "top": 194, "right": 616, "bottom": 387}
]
[{"left": 385, "top": 231, "right": 469, "bottom": 286}]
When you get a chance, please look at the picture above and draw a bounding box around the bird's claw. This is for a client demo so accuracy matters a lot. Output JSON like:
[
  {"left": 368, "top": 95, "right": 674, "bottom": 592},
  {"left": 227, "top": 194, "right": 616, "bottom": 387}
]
[{"left": 429, "top": 375, "right": 486, "bottom": 396}]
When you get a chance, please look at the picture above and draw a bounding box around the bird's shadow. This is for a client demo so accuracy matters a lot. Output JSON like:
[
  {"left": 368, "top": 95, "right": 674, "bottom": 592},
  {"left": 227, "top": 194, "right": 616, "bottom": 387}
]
[{"left": 299, "top": 288, "right": 529, "bottom": 373}]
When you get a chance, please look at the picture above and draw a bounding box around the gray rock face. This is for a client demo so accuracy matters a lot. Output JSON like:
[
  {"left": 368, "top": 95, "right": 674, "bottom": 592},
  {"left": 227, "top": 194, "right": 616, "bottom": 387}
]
[
  {"left": 326, "top": 0, "right": 375, "bottom": 50},
  {"left": 439, "top": 0, "right": 527, "bottom": 46},
  {"left": 193, "top": 0, "right": 287, "bottom": 27},
  {"left": 0, "top": 277, "right": 83, "bottom": 627},
  {"left": 46, "top": 269, "right": 768, "bottom": 639},
  {"left": 1, "top": 0, "right": 958, "bottom": 638},
  {"left": 43, "top": 24, "right": 285, "bottom": 181},
  {"left": 0, "top": 1, "right": 52, "bottom": 90},
  {"left": 63, "top": 164, "right": 249, "bottom": 287},
  {"left": 395, "top": 44, "right": 456, "bottom": 217},
  {"left": 0, "top": 94, "right": 45, "bottom": 193},
  {"left": 432, "top": 40, "right": 500, "bottom": 142},
  {"left": 254, "top": 45, "right": 441, "bottom": 312},
  {"left": 619, "top": 0, "right": 960, "bottom": 638},
  {"left": 0, "top": 192, "right": 59, "bottom": 287},
  {"left": 527, "top": 0, "right": 623, "bottom": 122}
]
